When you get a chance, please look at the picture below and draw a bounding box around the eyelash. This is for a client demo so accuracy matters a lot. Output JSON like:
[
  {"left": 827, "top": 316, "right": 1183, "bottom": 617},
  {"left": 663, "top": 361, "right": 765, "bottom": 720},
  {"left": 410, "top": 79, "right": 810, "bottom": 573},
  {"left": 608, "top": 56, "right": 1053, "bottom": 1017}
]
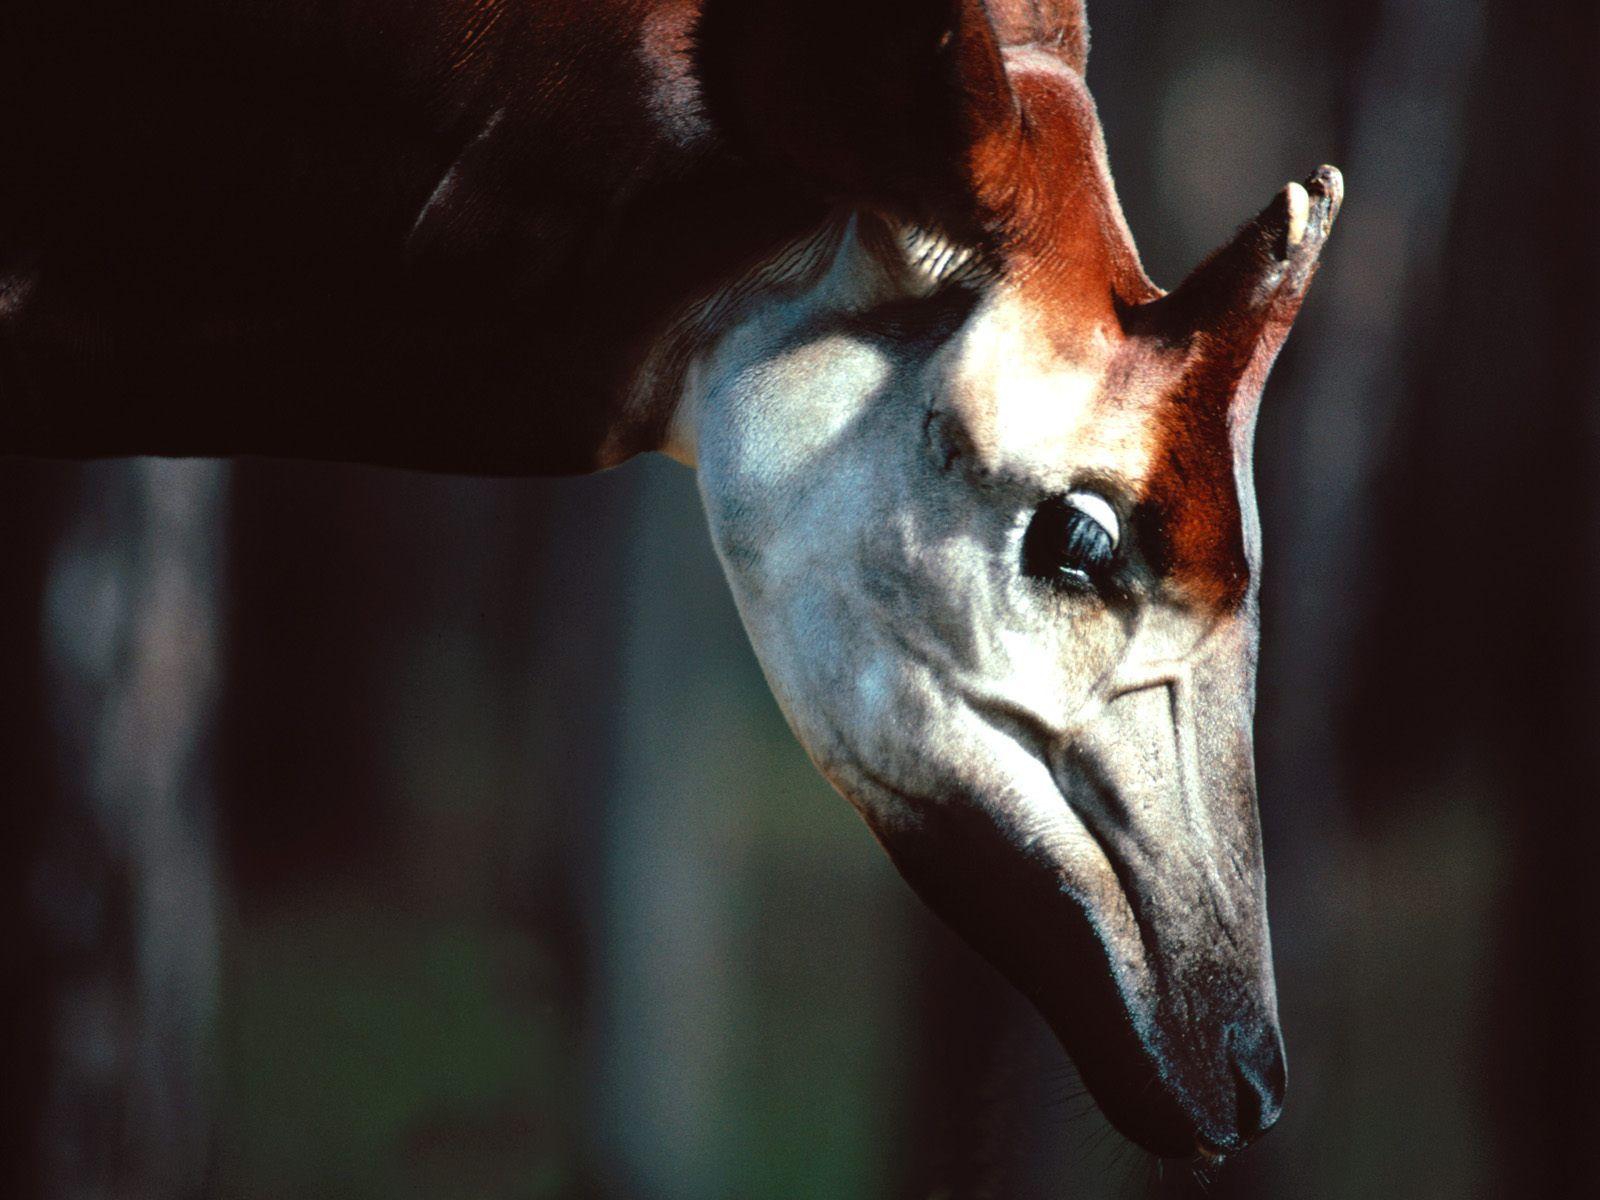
[{"left": 1021, "top": 493, "right": 1121, "bottom": 595}]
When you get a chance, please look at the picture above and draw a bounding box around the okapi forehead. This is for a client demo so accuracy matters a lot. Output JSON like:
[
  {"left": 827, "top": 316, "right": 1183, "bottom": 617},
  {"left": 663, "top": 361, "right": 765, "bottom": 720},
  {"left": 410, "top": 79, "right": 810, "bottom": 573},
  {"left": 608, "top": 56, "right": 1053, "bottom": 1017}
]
[
  {"left": 937, "top": 291, "right": 1136, "bottom": 477},
  {"left": 941, "top": 294, "right": 1252, "bottom": 612},
  {"left": 954, "top": 54, "right": 1252, "bottom": 612}
]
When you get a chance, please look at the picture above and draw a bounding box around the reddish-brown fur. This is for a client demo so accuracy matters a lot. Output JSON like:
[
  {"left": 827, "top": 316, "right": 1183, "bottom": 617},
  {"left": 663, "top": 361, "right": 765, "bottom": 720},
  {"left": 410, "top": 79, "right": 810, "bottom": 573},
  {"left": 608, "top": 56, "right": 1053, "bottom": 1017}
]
[
  {"left": 945, "top": 35, "right": 1318, "bottom": 611},
  {"left": 700, "top": 0, "right": 1329, "bottom": 612},
  {"left": 3, "top": 0, "right": 1321, "bottom": 568},
  {"left": 985, "top": 0, "right": 1090, "bottom": 71}
]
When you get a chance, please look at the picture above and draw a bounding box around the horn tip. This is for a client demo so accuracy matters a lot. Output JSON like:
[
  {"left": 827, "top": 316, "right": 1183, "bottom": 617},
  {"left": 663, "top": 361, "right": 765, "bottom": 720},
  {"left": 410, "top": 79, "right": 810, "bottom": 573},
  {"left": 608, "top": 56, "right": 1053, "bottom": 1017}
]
[
  {"left": 1307, "top": 163, "right": 1344, "bottom": 198},
  {"left": 1277, "top": 165, "right": 1342, "bottom": 264},
  {"left": 1305, "top": 164, "right": 1344, "bottom": 227}
]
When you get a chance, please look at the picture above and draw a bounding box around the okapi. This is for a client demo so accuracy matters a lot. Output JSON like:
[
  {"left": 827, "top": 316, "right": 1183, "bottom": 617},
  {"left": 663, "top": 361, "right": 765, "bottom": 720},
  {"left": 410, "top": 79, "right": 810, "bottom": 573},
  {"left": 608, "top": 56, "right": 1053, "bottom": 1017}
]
[{"left": 0, "top": 0, "right": 1340, "bottom": 1164}]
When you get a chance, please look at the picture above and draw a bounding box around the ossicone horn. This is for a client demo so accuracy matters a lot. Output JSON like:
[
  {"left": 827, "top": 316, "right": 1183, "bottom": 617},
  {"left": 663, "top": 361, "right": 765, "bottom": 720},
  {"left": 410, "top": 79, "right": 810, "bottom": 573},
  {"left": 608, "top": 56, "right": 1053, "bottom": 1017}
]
[{"left": 1139, "top": 165, "right": 1343, "bottom": 414}]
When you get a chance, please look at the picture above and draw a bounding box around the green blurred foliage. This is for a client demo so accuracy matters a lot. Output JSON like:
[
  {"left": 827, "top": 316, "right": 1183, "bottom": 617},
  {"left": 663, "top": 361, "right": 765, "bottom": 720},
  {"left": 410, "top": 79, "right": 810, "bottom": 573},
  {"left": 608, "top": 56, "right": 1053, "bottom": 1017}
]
[{"left": 221, "top": 905, "right": 571, "bottom": 1200}]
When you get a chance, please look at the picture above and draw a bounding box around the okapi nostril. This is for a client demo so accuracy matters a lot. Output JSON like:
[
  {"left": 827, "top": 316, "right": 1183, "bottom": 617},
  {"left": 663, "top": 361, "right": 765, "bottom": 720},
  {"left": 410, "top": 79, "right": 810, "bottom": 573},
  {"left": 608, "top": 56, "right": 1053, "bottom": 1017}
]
[{"left": 1231, "top": 1033, "right": 1287, "bottom": 1139}]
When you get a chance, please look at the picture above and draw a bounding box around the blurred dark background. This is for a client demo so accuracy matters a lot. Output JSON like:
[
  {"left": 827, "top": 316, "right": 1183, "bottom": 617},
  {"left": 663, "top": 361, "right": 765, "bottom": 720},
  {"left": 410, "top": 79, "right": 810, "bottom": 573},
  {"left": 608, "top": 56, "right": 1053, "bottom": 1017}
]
[{"left": 5, "top": 0, "right": 1597, "bottom": 1196}]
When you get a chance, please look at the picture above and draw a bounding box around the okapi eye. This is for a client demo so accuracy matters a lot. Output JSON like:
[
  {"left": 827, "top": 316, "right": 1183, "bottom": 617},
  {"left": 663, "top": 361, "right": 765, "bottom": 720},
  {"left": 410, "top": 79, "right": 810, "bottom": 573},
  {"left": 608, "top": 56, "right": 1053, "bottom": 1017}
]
[{"left": 1023, "top": 491, "right": 1121, "bottom": 589}]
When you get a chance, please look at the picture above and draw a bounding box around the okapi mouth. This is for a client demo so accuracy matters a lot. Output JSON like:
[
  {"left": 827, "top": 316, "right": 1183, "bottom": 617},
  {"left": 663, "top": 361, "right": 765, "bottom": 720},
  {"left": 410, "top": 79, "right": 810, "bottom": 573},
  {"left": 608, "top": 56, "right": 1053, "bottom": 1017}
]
[{"left": 863, "top": 775, "right": 1280, "bottom": 1160}]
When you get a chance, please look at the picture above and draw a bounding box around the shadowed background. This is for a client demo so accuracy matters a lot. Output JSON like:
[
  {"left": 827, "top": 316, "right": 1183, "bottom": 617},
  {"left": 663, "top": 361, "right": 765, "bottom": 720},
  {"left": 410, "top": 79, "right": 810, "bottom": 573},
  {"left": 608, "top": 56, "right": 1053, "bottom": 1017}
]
[{"left": 4, "top": 0, "right": 1597, "bottom": 1196}]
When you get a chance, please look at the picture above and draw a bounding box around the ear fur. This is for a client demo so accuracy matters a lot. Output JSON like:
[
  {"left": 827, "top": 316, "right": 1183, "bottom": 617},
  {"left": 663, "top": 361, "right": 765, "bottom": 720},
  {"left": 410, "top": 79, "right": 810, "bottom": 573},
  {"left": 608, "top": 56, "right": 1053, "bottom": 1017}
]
[
  {"left": 694, "top": 0, "right": 1016, "bottom": 235},
  {"left": 985, "top": 0, "right": 1089, "bottom": 72}
]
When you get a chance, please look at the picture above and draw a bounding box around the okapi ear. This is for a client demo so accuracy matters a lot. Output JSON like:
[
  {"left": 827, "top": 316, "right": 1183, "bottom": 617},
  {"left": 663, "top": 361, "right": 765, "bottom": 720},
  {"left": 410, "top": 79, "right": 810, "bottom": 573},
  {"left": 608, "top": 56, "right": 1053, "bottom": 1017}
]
[
  {"left": 1141, "top": 166, "right": 1343, "bottom": 421},
  {"left": 694, "top": 0, "right": 1017, "bottom": 233},
  {"left": 985, "top": 0, "right": 1089, "bottom": 73}
]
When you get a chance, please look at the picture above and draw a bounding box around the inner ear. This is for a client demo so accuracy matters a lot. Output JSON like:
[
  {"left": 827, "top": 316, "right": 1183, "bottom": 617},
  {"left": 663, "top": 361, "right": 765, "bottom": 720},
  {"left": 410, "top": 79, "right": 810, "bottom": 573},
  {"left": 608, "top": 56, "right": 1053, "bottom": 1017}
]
[{"left": 695, "top": 0, "right": 1016, "bottom": 234}]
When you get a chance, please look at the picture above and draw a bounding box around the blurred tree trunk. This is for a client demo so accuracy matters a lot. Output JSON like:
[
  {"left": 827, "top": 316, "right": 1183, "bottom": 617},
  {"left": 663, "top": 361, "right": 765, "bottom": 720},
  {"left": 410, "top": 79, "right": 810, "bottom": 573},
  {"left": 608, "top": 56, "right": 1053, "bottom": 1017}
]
[
  {"left": 19, "top": 461, "right": 226, "bottom": 1200},
  {"left": 1318, "top": 0, "right": 1593, "bottom": 1196},
  {"left": 1437, "top": 0, "right": 1600, "bottom": 1188}
]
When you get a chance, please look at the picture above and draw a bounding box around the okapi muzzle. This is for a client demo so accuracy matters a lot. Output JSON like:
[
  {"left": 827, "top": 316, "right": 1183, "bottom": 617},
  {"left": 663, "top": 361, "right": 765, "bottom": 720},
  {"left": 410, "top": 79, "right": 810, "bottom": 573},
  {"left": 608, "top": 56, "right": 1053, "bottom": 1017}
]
[
  {"left": 925, "top": 612, "right": 1288, "bottom": 1159},
  {"left": 694, "top": 0, "right": 1341, "bottom": 1160}
]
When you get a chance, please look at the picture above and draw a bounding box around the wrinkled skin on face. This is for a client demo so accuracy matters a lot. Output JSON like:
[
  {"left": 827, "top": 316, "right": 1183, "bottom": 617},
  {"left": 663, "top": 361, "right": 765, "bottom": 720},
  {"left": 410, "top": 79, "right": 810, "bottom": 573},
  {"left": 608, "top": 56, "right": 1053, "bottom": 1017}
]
[{"left": 689, "top": 1, "right": 1340, "bottom": 1161}]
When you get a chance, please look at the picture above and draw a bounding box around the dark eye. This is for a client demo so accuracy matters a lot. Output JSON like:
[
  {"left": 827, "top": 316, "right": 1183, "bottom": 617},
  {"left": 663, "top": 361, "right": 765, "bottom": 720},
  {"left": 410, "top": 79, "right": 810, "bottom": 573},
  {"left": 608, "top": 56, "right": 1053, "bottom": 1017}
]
[{"left": 1022, "top": 491, "right": 1121, "bottom": 590}]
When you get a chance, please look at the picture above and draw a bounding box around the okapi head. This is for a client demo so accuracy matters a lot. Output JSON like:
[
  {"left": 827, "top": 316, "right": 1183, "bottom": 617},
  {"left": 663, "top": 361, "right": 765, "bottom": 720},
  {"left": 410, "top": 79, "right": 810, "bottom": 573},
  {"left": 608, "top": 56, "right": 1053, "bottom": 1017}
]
[{"left": 684, "top": 0, "right": 1340, "bottom": 1159}]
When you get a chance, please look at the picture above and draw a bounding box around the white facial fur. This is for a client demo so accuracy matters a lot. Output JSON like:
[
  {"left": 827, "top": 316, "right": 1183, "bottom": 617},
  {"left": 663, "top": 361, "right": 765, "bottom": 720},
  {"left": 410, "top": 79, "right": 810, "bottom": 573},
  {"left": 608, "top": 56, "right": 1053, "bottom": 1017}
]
[
  {"left": 682, "top": 215, "right": 1165, "bottom": 840},
  {"left": 674, "top": 210, "right": 1282, "bottom": 1152}
]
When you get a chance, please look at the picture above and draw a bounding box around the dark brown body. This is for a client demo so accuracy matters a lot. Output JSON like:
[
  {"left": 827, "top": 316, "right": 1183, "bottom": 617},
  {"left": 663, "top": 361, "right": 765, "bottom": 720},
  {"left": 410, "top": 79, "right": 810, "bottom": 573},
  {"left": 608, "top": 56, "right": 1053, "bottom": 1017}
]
[{"left": 0, "top": 0, "right": 808, "bottom": 471}]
